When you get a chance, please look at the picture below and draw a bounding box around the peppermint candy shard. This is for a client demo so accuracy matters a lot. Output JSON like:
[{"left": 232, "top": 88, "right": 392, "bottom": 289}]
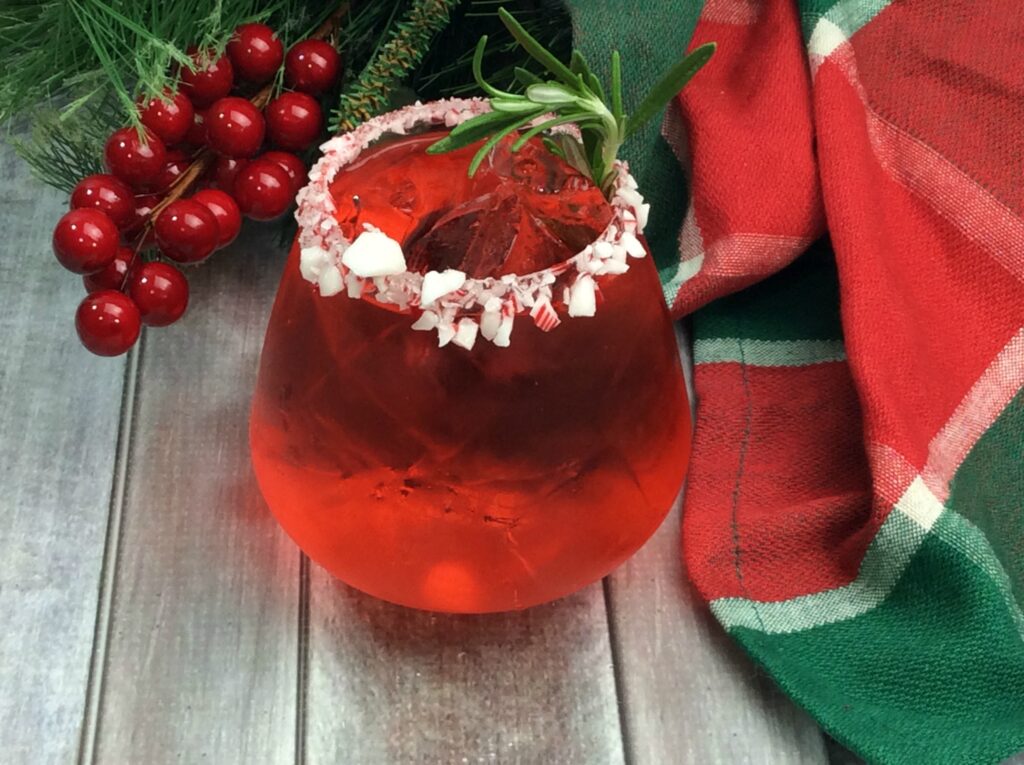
[
  {"left": 317, "top": 265, "right": 344, "bottom": 297},
  {"left": 567, "top": 275, "right": 597, "bottom": 317},
  {"left": 341, "top": 230, "right": 407, "bottom": 277},
  {"left": 453, "top": 319, "right": 480, "bottom": 350},
  {"left": 530, "top": 298, "right": 561, "bottom": 332},
  {"left": 420, "top": 269, "right": 468, "bottom": 306}
]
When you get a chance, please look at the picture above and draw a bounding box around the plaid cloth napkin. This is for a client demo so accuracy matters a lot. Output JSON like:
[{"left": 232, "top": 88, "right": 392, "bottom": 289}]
[{"left": 570, "top": 1, "right": 1024, "bottom": 763}]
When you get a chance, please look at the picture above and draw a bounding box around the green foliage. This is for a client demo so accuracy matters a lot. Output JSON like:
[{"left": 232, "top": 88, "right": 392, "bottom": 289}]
[
  {"left": 0, "top": 0, "right": 579, "bottom": 193},
  {"left": 0, "top": 0, "right": 341, "bottom": 191},
  {"left": 330, "top": 0, "right": 462, "bottom": 132},
  {"left": 428, "top": 7, "right": 714, "bottom": 196}
]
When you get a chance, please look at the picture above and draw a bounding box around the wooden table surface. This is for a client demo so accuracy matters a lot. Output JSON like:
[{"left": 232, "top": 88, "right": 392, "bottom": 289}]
[{"left": 1, "top": 143, "right": 853, "bottom": 765}]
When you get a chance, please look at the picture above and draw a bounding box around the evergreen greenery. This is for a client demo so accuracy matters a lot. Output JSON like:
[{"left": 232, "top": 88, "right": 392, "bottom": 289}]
[{"left": 0, "top": 0, "right": 574, "bottom": 193}]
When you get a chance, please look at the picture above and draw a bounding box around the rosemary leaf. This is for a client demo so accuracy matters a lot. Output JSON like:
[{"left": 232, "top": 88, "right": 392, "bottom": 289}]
[
  {"left": 496, "top": 7, "right": 578, "bottom": 89},
  {"left": 513, "top": 66, "right": 543, "bottom": 88},
  {"left": 626, "top": 42, "right": 715, "bottom": 138}
]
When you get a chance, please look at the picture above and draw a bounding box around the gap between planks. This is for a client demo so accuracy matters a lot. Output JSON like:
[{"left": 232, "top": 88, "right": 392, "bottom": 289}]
[
  {"left": 295, "top": 553, "right": 311, "bottom": 765},
  {"left": 77, "top": 338, "right": 144, "bottom": 765},
  {"left": 603, "top": 576, "right": 634, "bottom": 765}
]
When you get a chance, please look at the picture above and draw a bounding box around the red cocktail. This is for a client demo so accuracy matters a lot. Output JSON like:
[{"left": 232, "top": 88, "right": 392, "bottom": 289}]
[{"left": 250, "top": 100, "right": 690, "bottom": 612}]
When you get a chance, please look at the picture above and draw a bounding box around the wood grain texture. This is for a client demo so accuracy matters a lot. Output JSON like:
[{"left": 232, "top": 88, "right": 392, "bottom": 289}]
[
  {"left": 0, "top": 146, "right": 128, "bottom": 764},
  {"left": 305, "top": 573, "right": 625, "bottom": 765},
  {"left": 89, "top": 229, "right": 301, "bottom": 764},
  {"left": 605, "top": 325, "right": 830, "bottom": 765}
]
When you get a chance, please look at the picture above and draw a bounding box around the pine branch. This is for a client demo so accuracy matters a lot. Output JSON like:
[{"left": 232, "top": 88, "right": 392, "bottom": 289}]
[
  {"left": 331, "top": 0, "right": 463, "bottom": 133},
  {"left": 0, "top": 0, "right": 340, "bottom": 191}
]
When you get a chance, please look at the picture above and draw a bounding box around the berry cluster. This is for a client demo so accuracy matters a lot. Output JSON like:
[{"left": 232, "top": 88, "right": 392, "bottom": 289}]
[{"left": 53, "top": 24, "right": 342, "bottom": 356}]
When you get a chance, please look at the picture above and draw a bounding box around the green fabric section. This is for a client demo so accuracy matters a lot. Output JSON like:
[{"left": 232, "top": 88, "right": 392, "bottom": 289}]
[
  {"left": 948, "top": 390, "right": 1024, "bottom": 614},
  {"left": 732, "top": 513, "right": 1024, "bottom": 765},
  {"left": 798, "top": 0, "right": 894, "bottom": 41},
  {"left": 693, "top": 337, "right": 846, "bottom": 366},
  {"left": 692, "top": 239, "right": 843, "bottom": 342},
  {"left": 565, "top": 0, "right": 702, "bottom": 286}
]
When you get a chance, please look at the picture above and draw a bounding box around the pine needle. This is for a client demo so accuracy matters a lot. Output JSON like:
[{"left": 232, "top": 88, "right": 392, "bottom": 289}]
[
  {"left": 330, "top": 0, "right": 463, "bottom": 133},
  {"left": 0, "top": 0, "right": 339, "bottom": 190}
]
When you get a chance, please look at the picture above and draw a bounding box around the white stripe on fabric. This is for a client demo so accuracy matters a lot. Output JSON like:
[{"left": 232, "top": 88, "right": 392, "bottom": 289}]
[
  {"left": 897, "top": 475, "right": 944, "bottom": 531},
  {"left": 807, "top": 0, "right": 894, "bottom": 75},
  {"left": 694, "top": 338, "right": 846, "bottom": 367},
  {"left": 710, "top": 477, "right": 941, "bottom": 634},
  {"left": 924, "top": 328, "right": 1024, "bottom": 501},
  {"left": 817, "top": 33, "right": 1024, "bottom": 283},
  {"left": 667, "top": 255, "right": 705, "bottom": 292},
  {"left": 662, "top": 201, "right": 705, "bottom": 304},
  {"left": 811, "top": 0, "right": 893, "bottom": 45},
  {"left": 807, "top": 18, "right": 845, "bottom": 59}
]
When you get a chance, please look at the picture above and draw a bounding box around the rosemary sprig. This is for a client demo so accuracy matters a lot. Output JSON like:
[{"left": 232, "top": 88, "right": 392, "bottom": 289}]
[{"left": 427, "top": 7, "right": 715, "bottom": 196}]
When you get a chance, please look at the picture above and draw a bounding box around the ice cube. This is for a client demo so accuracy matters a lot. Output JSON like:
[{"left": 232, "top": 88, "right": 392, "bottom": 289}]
[{"left": 330, "top": 128, "right": 614, "bottom": 279}]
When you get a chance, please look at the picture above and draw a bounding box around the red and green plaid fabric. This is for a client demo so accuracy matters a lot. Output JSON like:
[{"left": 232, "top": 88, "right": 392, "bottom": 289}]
[{"left": 570, "top": 1, "right": 1023, "bottom": 762}]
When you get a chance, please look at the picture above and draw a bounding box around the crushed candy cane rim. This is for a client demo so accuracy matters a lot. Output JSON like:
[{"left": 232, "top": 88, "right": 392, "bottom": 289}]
[{"left": 295, "top": 97, "right": 650, "bottom": 350}]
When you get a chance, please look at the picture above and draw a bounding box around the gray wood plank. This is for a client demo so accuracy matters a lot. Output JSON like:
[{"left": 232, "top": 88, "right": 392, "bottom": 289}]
[
  {"left": 606, "top": 326, "right": 830, "bottom": 765},
  {"left": 305, "top": 572, "right": 625, "bottom": 764},
  {"left": 0, "top": 146, "right": 129, "bottom": 764},
  {"left": 90, "top": 229, "right": 301, "bottom": 764}
]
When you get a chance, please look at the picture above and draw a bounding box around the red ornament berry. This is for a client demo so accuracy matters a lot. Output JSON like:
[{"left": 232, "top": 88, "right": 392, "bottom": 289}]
[
  {"left": 153, "top": 149, "right": 192, "bottom": 192},
  {"left": 284, "top": 40, "right": 341, "bottom": 95},
  {"left": 211, "top": 156, "right": 249, "bottom": 195},
  {"left": 129, "top": 261, "right": 190, "bottom": 327},
  {"left": 75, "top": 290, "right": 141, "bottom": 356},
  {"left": 262, "top": 150, "right": 307, "bottom": 193},
  {"left": 233, "top": 159, "right": 294, "bottom": 221},
  {"left": 184, "top": 108, "right": 208, "bottom": 147},
  {"left": 265, "top": 92, "right": 322, "bottom": 151},
  {"left": 70, "top": 174, "right": 135, "bottom": 229},
  {"left": 206, "top": 97, "right": 266, "bottom": 158},
  {"left": 227, "top": 23, "right": 284, "bottom": 84},
  {"left": 193, "top": 189, "right": 242, "bottom": 247},
  {"left": 139, "top": 90, "right": 195, "bottom": 145},
  {"left": 154, "top": 199, "right": 220, "bottom": 263},
  {"left": 104, "top": 127, "right": 167, "bottom": 189},
  {"left": 124, "top": 193, "right": 161, "bottom": 239},
  {"left": 83, "top": 246, "right": 134, "bottom": 293},
  {"left": 53, "top": 209, "right": 120, "bottom": 274},
  {"left": 180, "top": 49, "right": 234, "bottom": 107}
]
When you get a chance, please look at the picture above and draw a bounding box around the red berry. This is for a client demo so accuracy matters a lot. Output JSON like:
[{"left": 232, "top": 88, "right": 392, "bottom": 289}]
[
  {"left": 83, "top": 246, "right": 135, "bottom": 293},
  {"left": 70, "top": 174, "right": 135, "bottom": 229},
  {"left": 262, "top": 150, "right": 307, "bottom": 193},
  {"left": 75, "top": 290, "right": 141, "bottom": 356},
  {"left": 211, "top": 156, "right": 249, "bottom": 195},
  {"left": 193, "top": 189, "right": 242, "bottom": 247},
  {"left": 227, "top": 23, "right": 284, "bottom": 84},
  {"left": 180, "top": 49, "right": 234, "bottom": 107},
  {"left": 184, "top": 108, "right": 208, "bottom": 147},
  {"left": 139, "top": 90, "right": 195, "bottom": 145},
  {"left": 53, "top": 209, "right": 120, "bottom": 274},
  {"left": 284, "top": 40, "right": 341, "bottom": 95},
  {"left": 129, "top": 261, "right": 189, "bottom": 327},
  {"left": 154, "top": 199, "right": 220, "bottom": 263},
  {"left": 104, "top": 128, "right": 167, "bottom": 189},
  {"left": 234, "top": 159, "right": 293, "bottom": 221},
  {"left": 206, "top": 97, "right": 265, "bottom": 158},
  {"left": 124, "top": 193, "right": 162, "bottom": 239},
  {"left": 153, "top": 149, "right": 192, "bottom": 192},
  {"left": 265, "top": 92, "right": 322, "bottom": 151}
]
